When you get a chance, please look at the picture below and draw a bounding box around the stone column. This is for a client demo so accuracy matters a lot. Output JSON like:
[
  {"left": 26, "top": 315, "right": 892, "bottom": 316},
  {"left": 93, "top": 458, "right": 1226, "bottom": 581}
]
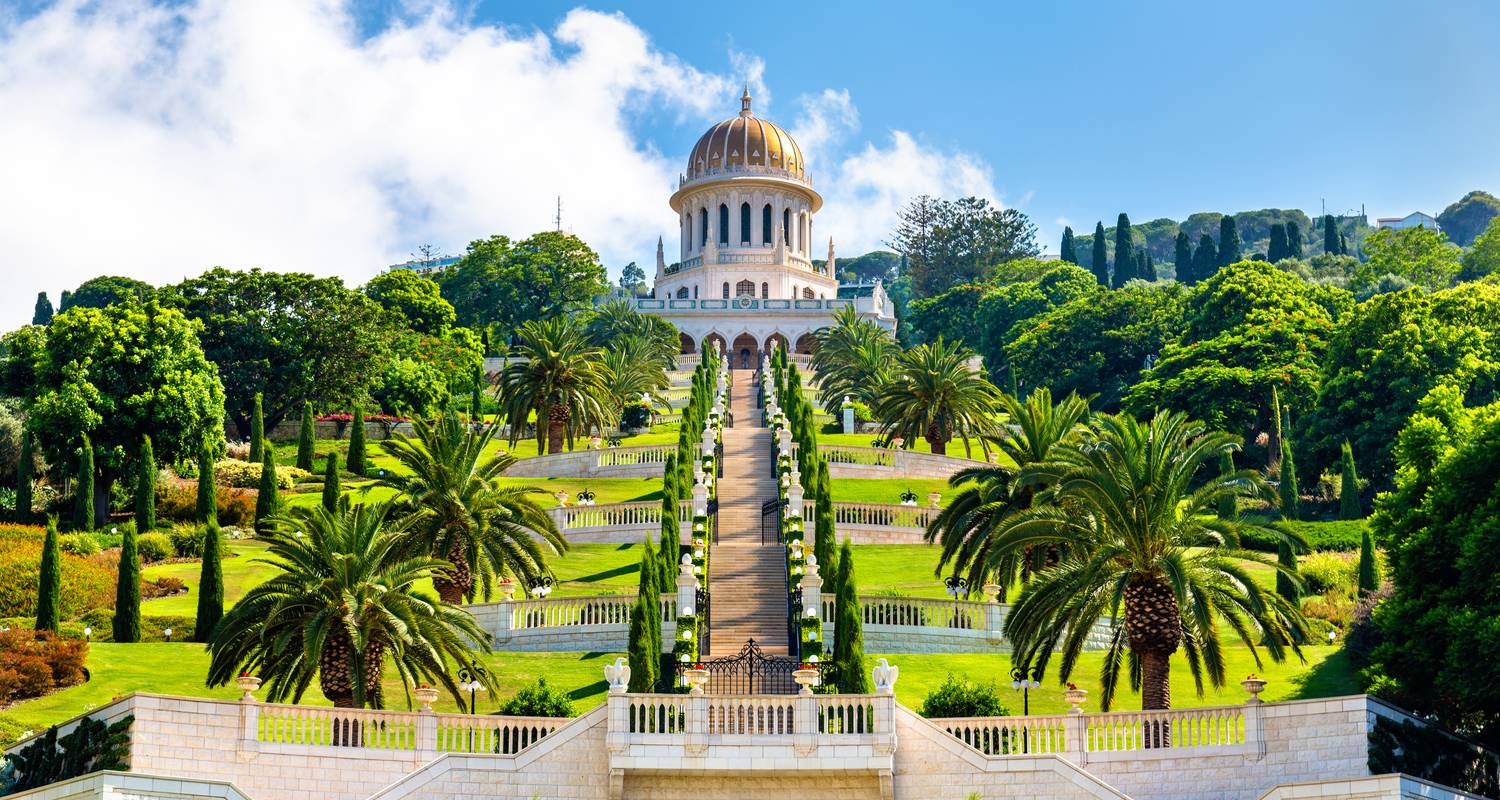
[
  {"left": 985, "top": 601, "right": 1006, "bottom": 647},
  {"left": 842, "top": 399, "right": 855, "bottom": 434},
  {"left": 684, "top": 693, "right": 708, "bottom": 756},
  {"left": 415, "top": 705, "right": 437, "bottom": 758},
  {"left": 605, "top": 659, "right": 631, "bottom": 758},
  {"left": 801, "top": 555, "right": 822, "bottom": 617},
  {"left": 238, "top": 686, "right": 260, "bottom": 752},
  {"left": 691, "top": 479, "right": 708, "bottom": 516},
  {"left": 793, "top": 692, "right": 818, "bottom": 756}
]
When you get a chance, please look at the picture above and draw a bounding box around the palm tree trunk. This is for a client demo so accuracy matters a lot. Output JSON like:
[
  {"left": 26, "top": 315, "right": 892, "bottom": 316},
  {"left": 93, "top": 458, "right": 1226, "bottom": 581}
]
[
  {"left": 547, "top": 402, "right": 568, "bottom": 455},
  {"left": 1140, "top": 649, "right": 1172, "bottom": 711},
  {"left": 925, "top": 421, "right": 947, "bottom": 455},
  {"left": 432, "top": 534, "right": 471, "bottom": 604},
  {"left": 319, "top": 628, "right": 357, "bottom": 709}
]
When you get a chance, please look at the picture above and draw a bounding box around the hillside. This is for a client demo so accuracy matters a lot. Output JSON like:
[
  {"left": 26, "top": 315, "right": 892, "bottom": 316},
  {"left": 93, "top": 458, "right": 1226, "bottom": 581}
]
[
  {"left": 1070, "top": 209, "right": 1364, "bottom": 276},
  {"left": 1437, "top": 190, "right": 1500, "bottom": 246}
]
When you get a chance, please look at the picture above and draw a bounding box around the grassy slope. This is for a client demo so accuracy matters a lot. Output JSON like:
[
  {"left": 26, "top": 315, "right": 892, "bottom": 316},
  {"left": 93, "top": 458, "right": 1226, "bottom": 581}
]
[{"left": 830, "top": 478, "right": 953, "bottom": 506}]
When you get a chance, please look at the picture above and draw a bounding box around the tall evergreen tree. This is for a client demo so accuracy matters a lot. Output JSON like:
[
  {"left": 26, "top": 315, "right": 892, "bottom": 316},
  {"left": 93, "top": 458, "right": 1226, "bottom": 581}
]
[
  {"left": 113, "top": 517, "right": 141, "bottom": 642},
  {"left": 1323, "top": 215, "right": 1340, "bottom": 255},
  {"left": 1174, "top": 232, "right": 1193, "bottom": 283},
  {"left": 1339, "top": 231, "right": 1349, "bottom": 257},
  {"left": 1276, "top": 404, "right": 1300, "bottom": 601},
  {"left": 196, "top": 443, "right": 216, "bottom": 523},
  {"left": 470, "top": 365, "right": 484, "bottom": 421},
  {"left": 1217, "top": 452, "right": 1237, "bottom": 520},
  {"left": 626, "top": 594, "right": 657, "bottom": 692},
  {"left": 659, "top": 454, "right": 679, "bottom": 592},
  {"left": 1112, "top": 214, "right": 1135, "bottom": 289},
  {"left": 295, "top": 404, "right": 316, "bottom": 471},
  {"left": 347, "top": 406, "right": 367, "bottom": 476},
  {"left": 1267, "top": 223, "right": 1289, "bottom": 262},
  {"left": 321, "top": 451, "right": 342, "bottom": 512},
  {"left": 1141, "top": 250, "right": 1157, "bottom": 282},
  {"left": 1357, "top": 528, "right": 1378, "bottom": 593},
  {"left": 255, "top": 438, "right": 278, "bottom": 531},
  {"left": 1218, "top": 215, "right": 1241, "bottom": 266},
  {"left": 59, "top": 289, "right": 72, "bottom": 309},
  {"left": 1090, "top": 221, "right": 1109, "bottom": 286},
  {"left": 831, "top": 540, "right": 870, "bottom": 692},
  {"left": 1060, "top": 226, "right": 1077, "bottom": 264},
  {"left": 249, "top": 393, "right": 265, "bottom": 463},
  {"left": 1287, "top": 220, "right": 1304, "bottom": 258},
  {"left": 194, "top": 519, "right": 225, "bottom": 642},
  {"left": 134, "top": 435, "right": 156, "bottom": 533},
  {"left": 1339, "top": 441, "right": 1361, "bottom": 521},
  {"left": 1192, "top": 234, "right": 1218, "bottom": 282},
  {"left": 35, "top": 518, "right": 61, "bottom": 632},
  {"left": 32, "top": 293, "right": 53, "bottom": 326},
  {"left": 15, "top": 428, "right": 32, "bottom": 523},
  {"left": 1279, "top": 435, "right": 1299, "bottom": 522},
  {"left": 75, "top": 435, "right": 95, "bottom": 532}
]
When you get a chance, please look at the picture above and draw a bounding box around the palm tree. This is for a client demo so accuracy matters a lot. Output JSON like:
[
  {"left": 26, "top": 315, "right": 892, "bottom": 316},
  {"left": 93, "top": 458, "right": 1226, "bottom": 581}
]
[
  {"left": 999, "top": 411, "right": 1308, "bottom": 711},
  {"left": 600, "top": 337, "right": 671, "bottom": 425},
  {"left": 870, "top": 337, "right": 999, "bottom": 455},
  {"left": 497, "top": 316, "right": 611, "bottom": 454},
  {"left": 811, "top": 305, "right": 897, "bottom": 410},
  {"left": 379, "top": 413, "right": 566, "bottom": 604},
  {"left": 206, "top": 503, "right": 494, "bottom": 709},
  {"left": 926, "top": 389, "right": 1091, "bottom": 598},
  {"left": 585, "top": 299, "right": 679, "bottom": 371}
]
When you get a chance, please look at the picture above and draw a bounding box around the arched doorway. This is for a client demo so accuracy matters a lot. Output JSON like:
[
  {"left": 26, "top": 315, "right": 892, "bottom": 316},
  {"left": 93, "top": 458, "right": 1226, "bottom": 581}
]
[
  {"left": 765, "top": 333, "right": 788, "bottom": 357},
  {"left": 794, "top": 333, "right": 817, "bottom": 355},
  {"left": 703, "top": 333, "right": 727, "bottom": 358},
  {"left": 732, "top": 333, "right": 759, "bottom": 370},
  {"left": 678, "top": 333, "right": 696, "bottom": 355}
]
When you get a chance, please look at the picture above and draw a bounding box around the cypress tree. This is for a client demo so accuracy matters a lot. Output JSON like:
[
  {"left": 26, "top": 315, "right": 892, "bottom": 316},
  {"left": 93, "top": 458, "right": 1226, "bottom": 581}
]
[
  {"left": 1339, "top": 441, "right": 1361, "bottom": 521},
  {"left": 660, "top": 455, "right": 679, "bottom": 592},
  {"left": 1112, "top": 214, "right": 1135, "bottom": 289},
  {"left": 255, "top": 438, "right": 278, "bottom": 531},
  {"left": 1276, "top": 534, "right": 1300, "bottom": 602},
  {"left": 1217, "top": 452, "right": 1237, "bottom": 521},
  {"left": 321, "top": 452, "right": 341, "bottom": 512},
  {"left": 1060, "top": 226, "right": 1077, "bottom": 264},
  {"left": 194, "top": 519, "right": 225, "bottom": 642},
  {"left": 1174, "top": 232, "right": 1193, "bottom": 284},
  {"left": 295, "top": 404, "right": 316, "bottom": 472},
  {"left": 59, "top": 289, "right": 72, "bottom": 310},
  {"left": 1141, "top": 250, "right": 1157, "bottom": 282},
  {"left": 36, "top": 518, "right": 61, "bottom": 632},
  {"left": 1340, "top": 231, "right": 1349, "bottom": 257},
  {"left": 15, "top": 428, "right": 32, "bottom": 523},
  {"left": 1357, "top": 528, "right": 1378, "bottom": 593},
  {"left": 471, "top": 365, "right": 484, "bottom": 421},
  {"left": 1192, "top": 234, "right": 1218, "bottom": 282},
  {"left": 1090, "top": 222, "right": 1109, "bottom": 286},
  {"left": 832, "top": 540, "right": 870, "bottom": 693},
  {"left": 113, "top": 515, "right": 141, "bottom": 642},
  {"left": 196, "top": 443, "right": 216, "bottom": 523},
  {"left": 814, "top": 460, "right": 836, "bottom": 570},
  {"left": 32, "top": 292, "right": 53, "bottom": 326},
  {"left": 76, "top": 435, "right": 95, "bottom": 532},
  {"left": 1218, "top": 215, "right": 1241, "bottom": 266},
  {"left": 249, "top": 393, "right": 265, "bottom": 463},
  {"left": 134, "top": 435, "right": 156, "bottom": 533},
  {"left": 626, "top": 594, "right": 657, "bottom": 692},
  {"left": 1287, "top": 220, "right": 1304, "bottom": 259},
  {"left": 1279, "top": 429, "right": 1298, "bottom": 521},
  {"left": 348, "top": 406, "right": 367, "bottom": 476},
  {"left": 1269, "top": 385, "right": 1283, "bottom": 471},
  {"left": 1267, "top": 223, "right": 1288, "bottom": 262},
  {"left": 1004, "top": 362, "right": 1020, "bottom": 398},
  {"left": 1323, "top": 215, "right": 1339, "bottom": 255}
]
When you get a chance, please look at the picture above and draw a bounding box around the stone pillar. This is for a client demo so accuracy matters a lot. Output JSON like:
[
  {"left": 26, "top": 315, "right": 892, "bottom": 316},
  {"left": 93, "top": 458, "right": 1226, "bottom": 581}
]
[
  {"left": 793, "top": 692, "right": 818, "bottom": 756},
  {"left": 605, "top": 658, "right": 631, "bottom": 758},
  {"left": 415, "top": 707, "right": 437, "bottom": 757},
  {"left": 692, "top": 479, "right": 708, "bottom": 516},
  {"left": 684, "top": 693, "right": 708, "bottom": 756},
  {"left": 985, "top": 602, "right": 1006, "bottom": 646},
  {"left": 787, "top": 475, "right": 804, "bottom": 519},
  {"left": 678, "top": 555, "right": 698, "bottom": 615},
  {"left": 238, "top": 689, "right": 260, "bottom": 751},
  {"left": 842, "top": 396, "right": 855, "bottom": 434},
  {"left": 1244, "top": 694, "right": 1267, "bottom": 760},
  {"left": 1065, "top": 710, "right": 1088, "bottom": 765},
  {"left": 801, "top": 556, "right": 822, "bottom": 617}
]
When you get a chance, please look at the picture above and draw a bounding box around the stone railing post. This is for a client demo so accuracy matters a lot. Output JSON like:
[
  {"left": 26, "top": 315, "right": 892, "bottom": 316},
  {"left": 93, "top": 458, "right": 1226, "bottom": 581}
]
[
  {"left": 985, "top": 601, "right": 1006, "bottom": 645},
  {"left": 605, "top": 659, "right": 631, "bottom": 756},
  {"left": 684, "top": 694, "right": 708, "bottom": 756},
  {"left": 801, "top": 556, "right": 822, "bottom": 618},
  {"left": 1066, "top": 709, "right": 1088, "bottom": 765},
  {"left": 691, "top": 479, "right": 708, "bottom": 516},
  {"left": 1244, "top": 692, "right": 1267, "bottom": 760},
  {"left": 415, "top": 704, "right": 438, "bottom": 758},
  {"left": 793, "top": 694, "right": 818, "bottom": 755},
  {"left": 238, "top": 685, "right": 260, "bottom": 751}
]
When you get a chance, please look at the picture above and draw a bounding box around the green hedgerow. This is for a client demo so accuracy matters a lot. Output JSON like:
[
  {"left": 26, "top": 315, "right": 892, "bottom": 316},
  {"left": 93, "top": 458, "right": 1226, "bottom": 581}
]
[{"left": 497, "top": 677, "right": 577, "bottom": 718}]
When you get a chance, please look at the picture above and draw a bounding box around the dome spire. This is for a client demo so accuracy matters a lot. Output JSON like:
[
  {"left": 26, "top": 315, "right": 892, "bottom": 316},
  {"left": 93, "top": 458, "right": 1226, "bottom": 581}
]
[{"left": 740, "top": 83, "right": 753, "bottom": 117}]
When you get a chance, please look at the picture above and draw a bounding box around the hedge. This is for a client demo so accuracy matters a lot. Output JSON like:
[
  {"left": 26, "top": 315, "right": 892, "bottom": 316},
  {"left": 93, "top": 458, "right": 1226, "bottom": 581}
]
[
  {"left": 1238, "top": 518, "right": 1368, "bottom": 553},
  {"left": 213, "top": 460, "right": 312, "bottom": 490},
  {"left": 0, "top": 540, "right": 115, "bottom": 619}
]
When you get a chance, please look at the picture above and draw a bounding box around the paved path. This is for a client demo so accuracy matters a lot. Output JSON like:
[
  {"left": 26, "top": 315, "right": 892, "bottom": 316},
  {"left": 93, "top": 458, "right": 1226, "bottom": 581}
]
[{"left": 706, "top": 369, "right": 788, "bottom": 657}]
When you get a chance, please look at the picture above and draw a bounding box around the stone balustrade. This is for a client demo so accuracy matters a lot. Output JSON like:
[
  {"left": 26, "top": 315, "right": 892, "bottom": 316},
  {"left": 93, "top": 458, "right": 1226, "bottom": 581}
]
[
  {"left": 935, "top": 703, "right": 1251, "bottom": 761},
  {"left": 815, "top": 595, "right": 1116, "bottom": 654},
  {"left": 791, "top": 443, "right": 987, "bottom": 478},
  {"left": 830, "top": 501, "right": 937, "bottom": 543},
  {"left": 255, "top": 702, "right": 564, "bottom": 756},
  {"left": 465, "top": 593, "right": 681, "bottom": 653},
  {"left": 499, "top": 444, "right": 673, "bottom": 478},
  {"left": 546, "top": 500, "right": 693, "bottom": 543}
]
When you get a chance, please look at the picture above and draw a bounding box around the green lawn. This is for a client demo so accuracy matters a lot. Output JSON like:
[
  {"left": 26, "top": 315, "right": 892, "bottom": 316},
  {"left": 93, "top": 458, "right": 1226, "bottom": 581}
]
[
  {"left": 283, "top": 477, "right": 665, "bottom": 510},
  {"left": 831, "top": 478, "right": 954, "bottom": 506},
  {"left": 876, "top": 645, "right": 1359, "bottom": 715},
  {"left": 271, "top": 432, "right": 678, "bottom": 481},
  {"left": 140, "top": 540, "right": 278, "bottom": 617}
]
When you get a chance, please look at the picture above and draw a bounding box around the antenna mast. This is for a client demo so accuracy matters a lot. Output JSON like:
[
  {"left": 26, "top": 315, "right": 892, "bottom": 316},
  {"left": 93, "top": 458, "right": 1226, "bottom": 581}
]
[{"left": 554, "top": 196, "right": 563, "bottom": 231}]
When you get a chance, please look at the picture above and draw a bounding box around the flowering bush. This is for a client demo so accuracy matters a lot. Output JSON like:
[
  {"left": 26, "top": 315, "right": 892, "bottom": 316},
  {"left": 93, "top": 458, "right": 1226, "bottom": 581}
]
[
  {"left": 0, "top": 540, "right": 115, "bottom": 619},
  {"left": 213, "top": 460, "right": 311, "bottom": 490},
  {"left": 157, "top": 483, "right": 255, "bottom": 526},
  {"left": 136, "top": 532, "right": 174, "bottom": 563},
  {"left": 0, "top": 629, "right": 89, "bottom": 704}
]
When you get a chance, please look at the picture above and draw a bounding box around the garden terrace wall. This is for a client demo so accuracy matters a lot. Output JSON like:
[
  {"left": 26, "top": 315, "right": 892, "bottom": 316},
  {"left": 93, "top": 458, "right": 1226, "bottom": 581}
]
[
  {"left": 547, "top": 500, "right": 694, "bottom": 544},
  {"left": 819, "top": 596, "right": 1117, "bottom": 654},
  {"left": 830, "top": 501, "right": 936, "bottom": 544},
  {"left": 500, "top": 445, "right": 672, "bottom": 478},
  {"left": 3, "top": 771, "right": 256, "bottom": 800},
  {"left": 796, "top": 444, "right": 987, "bottom": 479},
  {"left": 465, "top": 592, "right": 683, "bottom": 653}
]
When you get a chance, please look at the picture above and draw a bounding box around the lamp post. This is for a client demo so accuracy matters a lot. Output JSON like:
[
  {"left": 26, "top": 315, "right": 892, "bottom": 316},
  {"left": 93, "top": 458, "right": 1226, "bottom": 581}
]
[
  {"left": 943, "top": 576, "right": 968, "bottom": 599},
  {"left": 1010, "top": 666, "right": 1041, "bottom": 716},
  {"left": 458, "top": 662, "right": 488, "bottom": 750},
  {"left": 164, "top": 627, "right": 173, "bottom": 643}
]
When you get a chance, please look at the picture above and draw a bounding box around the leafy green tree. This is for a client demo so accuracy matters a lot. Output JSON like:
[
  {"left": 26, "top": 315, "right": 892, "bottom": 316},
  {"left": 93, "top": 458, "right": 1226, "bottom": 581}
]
[
  {"left": 196, "top": 444, "right": 215, "bottom": 523},
  {"left": 437, "top": 231, "right": 608, "bottom": 334},
  {"left": 295, "top": 404, "right": 315, "bottom": 471},
  {"left": 1287, "top": 220, "right": 1304, "bottom": 259},
  {"left": 619, "top": 261, "right": 647, "bottom": 294},
  {"left": 113, "top": 519, "right": 141, "bottom": 642},
  {"left": 348, "top": 406, "right": 366, "bottom": 476},
  {"left": 496, "top": 317, "right": 610, "bottom": 454},
  {"left": 378, "top": 414, "right": 565, "bottom": 603},
  {"left": 75, "top": 436, "right": 94, "bottom": 532},
  {"left": 35, "top": 518, "right": 61, "bottom": 632},
  {"left": 1060, "top": 227, "right": 1077, "bottom": 264},
  {"left": 164, "top": 268, "right": 387, "bottom": 439},
  {"left": 1458, "top": 216, "right": 1500, "bottom": 282},
  {"left": 61, "top": 276, "right": 153, "bottom": 310},
  {"left": 249, "top": 393, "right": 265, "bottom": 463},
  {"left": 812, "top": 305, "right": 898, "bottom": 408},
  {"left": 1218, "top": 215, "right": 1241, "bottom": 266},
  {"left": 1267, "top": 224, "right": 1289, "bottom": 263},
  {"left": 1191, "top": 233, "right": 1218, "bottom": 281},
  {"left": 372, "top": 357, "right": 450, "bottom": 419},
  {"left": 627, "top": 536, "right": 661, "bottom": 692},
  {"left": 1111, "top": 214, "right": 1135, "bottom": 289},
  {"left": 1436, "top": 189, "right": 1500, "bottom": 247},
  {"left": 32, "top": 293, "right": 53, "bottom": 326},
  {"left": 1174, "top": 232, "right": 1193, "bottom": 283},
  {"left": 1000, "top": 412, "right": 1306, "bottom": 710},
  {"left": 1324, "top": 215, "right": 1341, "bottom": 255},
  {"left": 255, "top": 439, "right": 279, "bottom": 531},
  {"left": 831, "top": 540, "right": 870, "bottom": 693},
  {"left": 1090, "top": 221, "right": 1109, "bottom": 286},
  {"left": 871, "top": 337, "right": 999, "bottom": 455},
  {"left": 134, "top": 435, "right": 156, "bottom": 533},
  {"left": 194, "top": 519, "right": 225, "bottom": 642},
  {"left": 1339, "top": 441, "right": 1361, "bottom": 521},
  {"left": 15, "top": 427, "right": 32, "bottom": 523},
  {"left": 1353, "top": 227, "right": 1462, "bottom": 292},
  {"left": 363, "top": 270, "right": 456, "bottom": 336},
  {"left": 207, "top": 503, "right": 494, "bottom": 708},
  {"left": 321, "top": 452, "right": 341, "bottom": 513},
  {"left": 892, "top": 195, "right": 1040, "bottom": 296}
]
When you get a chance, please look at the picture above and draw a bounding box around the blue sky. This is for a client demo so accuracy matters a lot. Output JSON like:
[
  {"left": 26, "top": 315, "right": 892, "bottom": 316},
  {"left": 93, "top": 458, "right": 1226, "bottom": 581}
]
[{"left": 0, "top": 1, "right": 1496, "bottom": 327}]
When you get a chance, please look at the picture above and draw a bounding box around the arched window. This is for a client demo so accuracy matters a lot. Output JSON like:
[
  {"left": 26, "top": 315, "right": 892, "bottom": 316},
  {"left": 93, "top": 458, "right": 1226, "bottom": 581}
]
[
  {"left": 722, "top": 282, "right": 730, "bottom": 299},
  {"left": 762, "top": 204, "right": 773, "bottom": 244},
  {"left": 783, "top": 208, "right": 791, "bottom": 246},
  {"left": 693, "top": 285, "right": 699, "bottom": 298},
  {"left": 718, "top": 204, "right": 729, "bottom": 246},
  {"left": 698, "top": 208, "right": 707, "bottom": 248},
  {"left": 792, "top": 284, "right": 798, "bottom": 298},
  {"left": 740, "top": 203, "right": 751, "bottom": 245},
  {"left": 761, "top": 282, "right": 768, "bottom": 299},
  {"left": 736, "top": 279, "right": 755, "bottom": 297},
  {"left": 802, "top": 287, "right": 814, "bottom": 299},
  {"left": 676, "top": 286, "right": 689, "bottom": 299}
]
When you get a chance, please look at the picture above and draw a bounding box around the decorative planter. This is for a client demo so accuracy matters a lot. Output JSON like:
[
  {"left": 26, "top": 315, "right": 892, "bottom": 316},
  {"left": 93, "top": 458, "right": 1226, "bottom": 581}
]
[
  {"left": 414, "top": 686, "right": 440, "bottom": 712},
  {"left": 1064, "top": 688, "right": 1089, "bottom": 714},
  {"left": 684, "top": 668, "right": 709, "bottom": 695},
  {"left": 981, "top": 583, "right": 1001, "bottom": 603},
  {"left": 1241, "top": 678, "right": 1267, "bottom": 703},
  {"left": 793, "top": 667, "right": 820, "bottom": 695},
  {"left": 928, "top": 492, "right": 942, "bottom": 507},
  {"left": 236, "top": 675, "right": 262, "bottom": 701}
]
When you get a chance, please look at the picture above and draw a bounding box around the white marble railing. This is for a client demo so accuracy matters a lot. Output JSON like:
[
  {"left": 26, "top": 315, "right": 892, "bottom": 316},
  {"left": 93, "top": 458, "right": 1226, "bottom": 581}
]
[
  {"left": 789, "top": 443, "right": 987, "bottom": 479},
  {"left": 255, "top": 702, "right": 565, "bottom": 756},
  {"left": 596, "top": 445, "right": 674, "bottom": 466},
  {"left": 465, "top": 593, "right": 681, "bottom": 652},
  {"left": 617, "top": 691, "right": 892, "bottom": 740},
  {"left": 816, "top": 596, "right": 1116, "bottom": 654},
  {"left": 826, "top": 595, "right": 988, "bottom": 630},
  {"left": 832, "top": 502, "right": 938, "bottom": 530},
  {"left": 501, "top": 445, "right": 672, "bottom": 478},
  {"left": 934, "top": 703, "right": 1249, "bottom": 760},
  {"left": 547, "top": 500, "right": 692, "bottom": 533}
]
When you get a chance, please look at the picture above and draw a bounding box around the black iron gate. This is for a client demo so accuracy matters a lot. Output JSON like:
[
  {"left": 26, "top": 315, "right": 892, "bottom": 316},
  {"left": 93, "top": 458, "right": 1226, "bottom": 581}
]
[{"left": 682, "top": 639, "right": 800, "bottom": 694}]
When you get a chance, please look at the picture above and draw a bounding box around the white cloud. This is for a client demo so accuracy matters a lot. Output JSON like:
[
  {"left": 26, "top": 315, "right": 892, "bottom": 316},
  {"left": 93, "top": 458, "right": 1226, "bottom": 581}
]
[{"left": 0, "top": 2, "right": 1004, "bottom": 327}]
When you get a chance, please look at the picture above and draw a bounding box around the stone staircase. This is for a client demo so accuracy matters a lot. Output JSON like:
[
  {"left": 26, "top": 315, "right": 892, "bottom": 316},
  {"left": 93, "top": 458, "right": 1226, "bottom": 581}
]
[{"left": 706, "top": 369, "right": 789, "bottom": 657}]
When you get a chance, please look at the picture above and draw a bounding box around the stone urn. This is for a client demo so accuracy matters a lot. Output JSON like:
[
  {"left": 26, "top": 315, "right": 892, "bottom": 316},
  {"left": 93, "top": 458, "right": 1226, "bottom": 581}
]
[
  {"left": 497, "top": 577, "right": 515, "bottom": 602},
  {"left": 1241, "top": 677, "right": 1268, "bottom": 703},
  {"left": 236, "top": 674, "right": 262, "bottom": 701},
  {"left": 981, "top": 582, "right": 1001, "bottom": 603},
  {"left": 928, "top": 491, "right": 942, "bottom": 508},
  {"left": 414, "top": 685, "right": 440, "bottom": 712},
  {"left": 793, "top": 667, "right": 820, "bottom": 696},
  {"left": 1064, "top": 687, "right": 1089, "bottom": 714},
  {"left": 684, "top": 668, "right": 710, "bottom": 695}
]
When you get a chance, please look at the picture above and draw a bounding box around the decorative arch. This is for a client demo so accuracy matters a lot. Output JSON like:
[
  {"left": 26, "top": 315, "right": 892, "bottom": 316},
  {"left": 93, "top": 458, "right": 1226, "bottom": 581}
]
[
  {"left": 794, "top": 333, "right": 818, "bottom": 355},
  {"left": 703, "top": 332, "right": 728, "bottom": 356},
  {"left": 698, "top": 208, "right": 708, "bottom": 248},
  {"left": 740, "top": 202, "right": 751, "bottom": 245},
  {"left": 765, "top": 332, "right": 789, "bottom": 355},
  {"left": 718, "top": 204, "right": 729, "bottom": 245},
  {"left": 783, "top": 208, "right": 791, "bottom": 245},
  {"left": 678, "top": 333, "right": 696, "bottom": 354},
  {"left": 731, "top": 332, "right": 759, "bottom": 370},
  {"left": 735, "top": 279, "right": 756, "bottom": 297}
]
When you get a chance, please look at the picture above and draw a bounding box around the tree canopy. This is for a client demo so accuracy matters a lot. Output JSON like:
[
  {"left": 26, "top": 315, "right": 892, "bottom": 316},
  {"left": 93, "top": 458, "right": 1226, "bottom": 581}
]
[
  {"left": 890, "top": 195, "right": 1039, "bottom": 297},
  {"left": 363, "top": 270, "right": 456, "bottom": 336},
  {"left": 1436, "top": 189, "right": 1500, "bottom": 247},
  {"left": 437, "top": 231, "right": 607, "bottom": 338},
  {"left": 1353, "top": 227, "right": 1463, "bottom": 292},
  {"left": 59, "top": 276, "right": 154, "bottom": 311}
]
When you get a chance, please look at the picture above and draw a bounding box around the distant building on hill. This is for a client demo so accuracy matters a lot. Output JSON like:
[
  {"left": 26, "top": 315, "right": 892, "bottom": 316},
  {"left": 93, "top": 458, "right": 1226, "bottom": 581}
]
[
  {"left": 387, "top": 255, "right": 460, "bottom": 276},
  {"left": 1376, "top": 212, "right": 1440, "bottom": 232}
]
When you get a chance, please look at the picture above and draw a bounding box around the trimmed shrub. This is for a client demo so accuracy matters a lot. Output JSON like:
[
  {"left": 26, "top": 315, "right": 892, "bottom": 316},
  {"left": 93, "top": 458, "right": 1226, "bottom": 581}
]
[
  {"left": 213, "top": 461, "right": 309, "bottom": 490},
  {"left": 141, "top": 575, "right": 186, "bottom": 600},
  {"left": 135, "top": 532, "right": 173, "bottom": 564},
  {"left": 919, "top": 673, "right": 1010, "bottom": 719},
  {"left": 1300, "top": 551, "right": 1356, "bottom": 596},
  {"left": 167, "top": 525, "right": 207, "bottom": 558},
  {"left": 59, "top": 533, "right": 100, "bottom": 557},
  {"left": 35, "top": 521, "right": 61, "bottom": 632},
  {"left": 0, "top": 542, "right": 114, "bottom": 619},
  {"left": 0, "top": 629, "right": 89, "bottom": 704},
  {"left": 1239, "top": 519, "right": 1367, "bottom": 553},
  {"left": 158, "top": 483, "right": 255, "bottom": 527},
  {"left": 498, "top": 677, "right": 578, "bottom": 718},
  {"left": 79, "top": 609, "right": 193, "bottom": 642},
  {"left": 295, "top": 404, "right": 316, "bottom": 472},
  {"left": 194, "top": 520, "right": 224, "bottom": 642}
]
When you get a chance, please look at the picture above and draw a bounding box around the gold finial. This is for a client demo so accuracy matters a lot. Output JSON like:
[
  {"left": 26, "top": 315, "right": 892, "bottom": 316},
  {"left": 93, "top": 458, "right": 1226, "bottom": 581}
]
[{"left": 740, "top": 83, "right": 753, "bottom": 117}]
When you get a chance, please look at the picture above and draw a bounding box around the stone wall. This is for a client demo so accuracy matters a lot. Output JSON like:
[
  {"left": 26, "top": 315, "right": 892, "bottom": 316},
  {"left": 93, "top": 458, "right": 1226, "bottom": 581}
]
[
  {"left": 4, "top": 770, "right": 254, "bottom": 800},
  {"left": 1259, "top": 773, "right": 1486, "bottom": 800},
  {"left": 621, "top": 774, "right": 882, "bottom": 798}
]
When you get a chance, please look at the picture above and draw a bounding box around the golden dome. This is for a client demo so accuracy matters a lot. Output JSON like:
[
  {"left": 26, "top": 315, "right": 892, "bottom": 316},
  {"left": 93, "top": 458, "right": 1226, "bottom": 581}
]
[{"left": 686, "top": 88, "right": 805, "bottom": 183}]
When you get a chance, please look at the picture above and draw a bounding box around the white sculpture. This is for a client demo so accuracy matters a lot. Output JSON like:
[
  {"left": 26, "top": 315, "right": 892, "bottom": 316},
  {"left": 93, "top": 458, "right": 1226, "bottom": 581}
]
[
  {"left": 872, "top": 658, "right": 900, "bottom": 694},
  {"left": 605, "top": 657, "right": 631, "bottom": 692}
]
